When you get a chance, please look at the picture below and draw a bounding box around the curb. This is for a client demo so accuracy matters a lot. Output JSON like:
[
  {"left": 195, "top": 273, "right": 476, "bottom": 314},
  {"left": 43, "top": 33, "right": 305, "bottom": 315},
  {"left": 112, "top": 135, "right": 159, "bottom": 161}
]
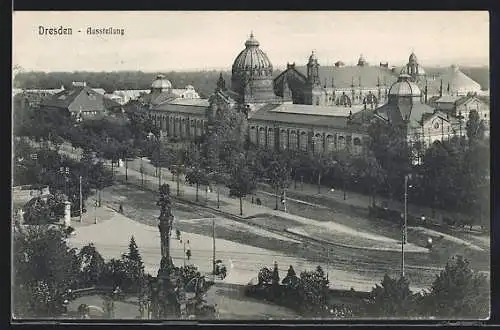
[
  {"left": 176, "top": 197, "right": 430, "bottom": 255},
  {"left": 284, "top": 228, "right": 429, "bottom": 254},
  {"left": 113, "top": 168, "right": 431, "bottom": 254}
]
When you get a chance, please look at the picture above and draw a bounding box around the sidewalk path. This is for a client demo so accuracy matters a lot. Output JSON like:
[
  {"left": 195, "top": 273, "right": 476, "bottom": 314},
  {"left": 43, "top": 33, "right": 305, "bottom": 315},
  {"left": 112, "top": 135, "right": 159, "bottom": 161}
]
[
  {"left": 36, "top": 140, "right": 487, "bottom": 254},
  {"left": 113, "top": 165, "right": 427, "bottom": 254},
  {"left": 68, "top": 210, "right": 415, "bottom": 292}
]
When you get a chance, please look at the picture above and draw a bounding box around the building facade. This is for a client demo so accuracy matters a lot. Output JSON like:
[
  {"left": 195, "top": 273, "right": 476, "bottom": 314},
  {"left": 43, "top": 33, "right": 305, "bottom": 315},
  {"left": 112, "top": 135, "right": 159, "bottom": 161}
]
[{"left": 144, "top": 33, "right": 487, "bottom": 157}]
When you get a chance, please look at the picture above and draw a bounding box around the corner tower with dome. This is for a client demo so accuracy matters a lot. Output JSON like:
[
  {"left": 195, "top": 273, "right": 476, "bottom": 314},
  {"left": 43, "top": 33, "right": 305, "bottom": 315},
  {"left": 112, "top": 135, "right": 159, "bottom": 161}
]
[
  {"left": 358, "top": 73, "right": 462, "bottom": 163},
  {"left": 231, "top": 33, "right": 276, "bottom": 105}
]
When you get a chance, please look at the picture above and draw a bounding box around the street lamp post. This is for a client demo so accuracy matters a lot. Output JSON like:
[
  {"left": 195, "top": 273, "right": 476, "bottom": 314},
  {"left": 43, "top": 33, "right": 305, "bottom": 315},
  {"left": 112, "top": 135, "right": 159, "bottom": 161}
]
[
  {"left": 140, "top": 157, "right": 144, "bottom": 186},
  {"left": 158, "top": 138, "right": 162, "bottom": 188},
  {"left": 79, "top": 175, "right": 83, "bottom": 223},
  {"left": 183, "top": 241, "right": 186, "bottom": 267},
  {"left": 282, "top": 188, "right": 288, "bottom": 213},
  {"left": 60, "top": 166, "right": 70, "bottom": 200},
  {"left": 217, "top": 188, "right": 220, "bottom": 209},
  {"left": 212, "top": 217, "right": 216, "bottom": 276},
  {"left": 401, "top": 174, "right": 410, "bottom": 278},
  {"left": 94, "top": 195, "right": 98, "bottom": 224}
]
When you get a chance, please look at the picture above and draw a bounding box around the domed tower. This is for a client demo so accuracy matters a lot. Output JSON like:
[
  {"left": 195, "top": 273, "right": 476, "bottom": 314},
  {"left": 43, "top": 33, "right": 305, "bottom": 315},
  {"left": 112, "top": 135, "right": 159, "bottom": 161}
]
[
  {"left": 231, "top": 32, "right": 275, "bottom": 104},
  {"left": 307, "top": 51, "right": 321, "bottom": 85},
  {"left": 387, "top": 73, "right": 423, "bottom": 121},
  {"left": 151, "top": 74, "right": 172, "bottom": 93},
  {"left": 401, "top": 52, "right": 426, "bottom": 82},
  {"left": 304, "top": 51, "right": 325, "bottom": 105}
]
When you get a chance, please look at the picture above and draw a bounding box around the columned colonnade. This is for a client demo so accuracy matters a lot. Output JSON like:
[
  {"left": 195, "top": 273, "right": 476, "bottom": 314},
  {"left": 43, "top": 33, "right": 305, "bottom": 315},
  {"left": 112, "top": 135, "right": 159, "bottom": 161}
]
[
  {"left": 148, "top": 112, "right": 207, "bottom": 139},
  {"left": 248, "top": 124, "right": 364, "bottom": 154}
]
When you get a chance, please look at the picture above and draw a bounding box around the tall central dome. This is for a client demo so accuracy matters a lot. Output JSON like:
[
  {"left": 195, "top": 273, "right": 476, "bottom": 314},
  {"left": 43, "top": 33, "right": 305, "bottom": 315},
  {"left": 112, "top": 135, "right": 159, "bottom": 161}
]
[{"left": 231, "top": 32, "right": 275, "bottom": 104}]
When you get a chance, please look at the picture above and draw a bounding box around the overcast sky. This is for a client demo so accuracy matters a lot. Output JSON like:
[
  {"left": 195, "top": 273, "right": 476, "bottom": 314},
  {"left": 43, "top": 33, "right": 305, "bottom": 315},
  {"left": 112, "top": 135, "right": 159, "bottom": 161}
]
[{"left": 13, "top": 11, "right": 489, "bottom": 72}]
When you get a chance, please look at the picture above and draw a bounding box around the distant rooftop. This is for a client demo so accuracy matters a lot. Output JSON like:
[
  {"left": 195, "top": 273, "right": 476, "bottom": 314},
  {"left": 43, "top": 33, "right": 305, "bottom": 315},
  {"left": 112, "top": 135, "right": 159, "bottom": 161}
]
[
  {"left": 168, "top": 98, "right": 210, "bottom": 107},
  {"left": 269, "top": 103, "right": 355, "bottom": 117}
]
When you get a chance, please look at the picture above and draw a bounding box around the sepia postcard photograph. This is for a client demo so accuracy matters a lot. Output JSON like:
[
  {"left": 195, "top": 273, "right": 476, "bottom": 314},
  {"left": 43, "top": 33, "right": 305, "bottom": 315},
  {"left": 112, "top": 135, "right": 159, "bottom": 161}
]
[{"left": 11, "top": 11, "right": 490, "bottom": 321}]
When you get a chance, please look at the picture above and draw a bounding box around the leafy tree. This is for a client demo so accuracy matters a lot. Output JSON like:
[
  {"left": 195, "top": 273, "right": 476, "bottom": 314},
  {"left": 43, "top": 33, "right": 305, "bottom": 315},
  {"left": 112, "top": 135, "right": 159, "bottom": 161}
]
[
  {"left": 297, "top": 266, "right": 330, "bottom": 313},
  {"left": 420, "top": 256, "right": 489, "bottom": 319},
  {"left": 266, "top": 152, "right": 291, "bottom": 209},
  {"left": 466, "top": 110, "right": 486, "bottom": 143},
  {"left": 184, "top": 144, "right": 210, "bottom": 202},
  {"left": 258, "top": 267, "right": 273, "bottom": 285},
  {"left": 22, "top": 195, "right": 65, "bottom": 225},
  {"left": 201, "top": 135, "right": 229, "bottom": 207},
  {"left": 13, "top": 226, "right": 81, "bottom": 317},
  {"left": 78, "top": 243, "right": 106, "bottom": 287},
  {"left": 366, "top": 274, "right": 416, "bottom": 318},
  {"left": 101, "top": 258, "right": 127, "bottom": 288},
  {"left": 226, "top": 152, "right": 257, "bottom": 216},
  {"left": 348, "top": 152, "right": 386, "bottom": 205},
  {"left": 419, "top": 138, "right": 489, "bottom": 225},
  {"left": 287, "top": 150, "right": 303, "bottom": 189},
  {"left": 118, "top": 140, "right": 138, "bottom": 182},
  {"left": 368, "top": 121, "right": 411, "bottom": 202},
  {"left": 85, "top": 160, "right": 113, "bottom": 207},
  {"left": 179, "top": 265, "right": 202, "bottom": 286},
  {"left": 305, "top": 151, "right": 332, "bottom": 194}
]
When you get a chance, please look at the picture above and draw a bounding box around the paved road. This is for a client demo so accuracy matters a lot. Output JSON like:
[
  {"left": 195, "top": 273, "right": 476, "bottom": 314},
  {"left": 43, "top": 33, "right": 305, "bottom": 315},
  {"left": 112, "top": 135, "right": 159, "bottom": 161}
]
[
  {"left": 99, "top": 183, "right": 441, "bottom": 292},
  {"left": 52, "top": 143, "right": 489, "bottom": 282}
]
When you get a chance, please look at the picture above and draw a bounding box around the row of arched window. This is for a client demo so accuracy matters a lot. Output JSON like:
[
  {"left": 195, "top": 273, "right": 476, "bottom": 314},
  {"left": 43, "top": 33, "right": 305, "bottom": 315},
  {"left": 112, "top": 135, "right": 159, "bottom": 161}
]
[
  {"left": 149, "top": 114, "right": 206, "bottom": 139},
  {"left": 249, "top": 126, "right": 363, "bottom": 154}
]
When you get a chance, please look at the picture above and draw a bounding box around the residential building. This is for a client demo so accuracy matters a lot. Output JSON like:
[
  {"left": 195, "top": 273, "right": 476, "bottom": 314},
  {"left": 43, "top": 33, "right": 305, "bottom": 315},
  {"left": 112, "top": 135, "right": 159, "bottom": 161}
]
[{"left": 40, "top": 81, "right": 122, "bottom": 121}]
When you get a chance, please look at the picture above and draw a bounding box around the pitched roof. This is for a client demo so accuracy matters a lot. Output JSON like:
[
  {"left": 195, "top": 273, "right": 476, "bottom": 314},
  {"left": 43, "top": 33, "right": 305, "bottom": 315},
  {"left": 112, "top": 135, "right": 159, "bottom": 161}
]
[
  {"left": 103, "top": 97, "right": 122, "bottom": 109},
  {"left": 435, "top": 95, "right": 461, "bottom": 103},
  {"left": 250, "top": 103, "right": 362, "bottom": 131},
  {"left": 140, "top": 91, "right": 178, "bottom": 106},
  {"left": 41, "top": 87, "right": 85, "bottom": 109},
  {"left": 152, "top": 100, "right": 207, "bottom": 116},
  {"left": 168, "top": 98, "right": 210, "bottom": 107},
  {"left": 41, "top": 86, "right": 111, "bottom": 113},
  {"left": 273, "top": 68, "right": 307, "bottom": 98},
  {"left": 374, "top": 102, "right": 435, "bottom": 128},
  {"left": 294, "top": 65, "right": 397, "bottom": 89}
]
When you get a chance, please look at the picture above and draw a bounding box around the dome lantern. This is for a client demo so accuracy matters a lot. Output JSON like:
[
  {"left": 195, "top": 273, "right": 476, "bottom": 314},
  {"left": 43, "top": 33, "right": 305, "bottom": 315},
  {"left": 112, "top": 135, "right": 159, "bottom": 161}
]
[
  {"left": 409, "top": 51, "right": 418, "bottom": 63},
  {"left": 244, "top": 32, "right": 260, "bottom": 48}
]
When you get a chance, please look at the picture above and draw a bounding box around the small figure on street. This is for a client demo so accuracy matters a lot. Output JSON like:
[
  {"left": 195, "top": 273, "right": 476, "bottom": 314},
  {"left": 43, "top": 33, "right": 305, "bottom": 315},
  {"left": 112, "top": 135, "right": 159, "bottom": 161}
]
[
  {"left": 176, "top": 229, "right": 181, "bottom": 241},
  {"left": 119, "top": 203, "right": 123, "bottom": 214},
  {"left": 256, "top": 198, "right": 262, "bottom": 205},
  {"left": 186, "top": 240, "right": 191, "bottom": 261}
]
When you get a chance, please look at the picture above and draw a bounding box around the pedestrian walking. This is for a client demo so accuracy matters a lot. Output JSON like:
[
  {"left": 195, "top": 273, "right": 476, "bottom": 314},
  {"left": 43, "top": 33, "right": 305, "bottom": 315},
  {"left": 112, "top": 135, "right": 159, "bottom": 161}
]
[
  {"left": 176, "top": 229, "right": 181, "bottom": 241},
  {"left": 119, "top": 203, "right": 123, "bottom": 214},
  {"left": 186, "top": 240, "right": 191, "bottom": 261}
]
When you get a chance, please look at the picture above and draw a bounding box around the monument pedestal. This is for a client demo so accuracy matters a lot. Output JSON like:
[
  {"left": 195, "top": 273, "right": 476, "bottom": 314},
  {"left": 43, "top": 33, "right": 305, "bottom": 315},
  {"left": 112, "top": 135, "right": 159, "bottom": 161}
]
[{"left": 64, "top": 201, "right": 71, "bottom": 227}]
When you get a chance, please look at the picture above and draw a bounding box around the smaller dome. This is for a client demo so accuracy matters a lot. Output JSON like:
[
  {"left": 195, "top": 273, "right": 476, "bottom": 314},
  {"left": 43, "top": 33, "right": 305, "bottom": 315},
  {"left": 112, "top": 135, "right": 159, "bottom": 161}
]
[
  {"left": 389, "top": 74, "right": 421, "bottom": 96},
  {"left": 185, "top": 85, "right": 194, "bottom": 90},
  {"left": 451, "top": 64, "right": 459, "bottom": 72},
  {"left": 151, "top": 74, "right": 172, "bottom": 90}
]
